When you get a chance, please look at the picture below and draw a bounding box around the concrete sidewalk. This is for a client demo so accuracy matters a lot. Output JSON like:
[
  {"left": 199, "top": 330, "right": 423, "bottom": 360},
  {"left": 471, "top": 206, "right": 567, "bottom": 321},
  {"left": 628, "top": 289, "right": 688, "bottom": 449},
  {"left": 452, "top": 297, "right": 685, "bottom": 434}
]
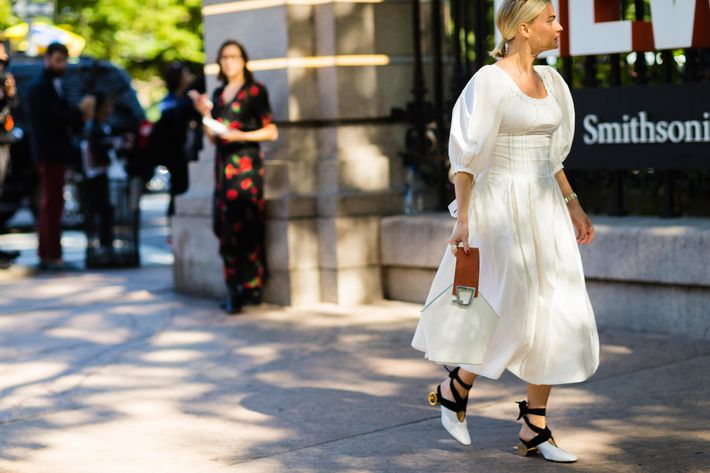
[{"left": 0, "top": 266, "right": 707, "bottom": 472}]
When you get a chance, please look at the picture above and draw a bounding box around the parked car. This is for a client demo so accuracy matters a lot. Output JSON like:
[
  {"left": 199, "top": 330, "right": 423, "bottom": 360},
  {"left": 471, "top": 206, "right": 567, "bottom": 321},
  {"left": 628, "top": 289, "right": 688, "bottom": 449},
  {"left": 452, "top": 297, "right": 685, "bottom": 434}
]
[{"left": 0, "top": 54, "right": 149, "bottom": 227}]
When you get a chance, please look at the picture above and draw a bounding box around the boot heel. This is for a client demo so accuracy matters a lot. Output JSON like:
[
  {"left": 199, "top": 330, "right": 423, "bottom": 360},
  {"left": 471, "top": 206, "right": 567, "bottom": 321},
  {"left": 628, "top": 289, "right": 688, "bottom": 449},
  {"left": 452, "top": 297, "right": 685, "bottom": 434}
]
[
  {"left": 516, "top": 443, "right": 537, "bottom": 456},
  {"left": 514, "top": 400, "right": 577, "bottom": 462},
  {"left": 428, "top": 392, "right": 439, "bottom": 406}
]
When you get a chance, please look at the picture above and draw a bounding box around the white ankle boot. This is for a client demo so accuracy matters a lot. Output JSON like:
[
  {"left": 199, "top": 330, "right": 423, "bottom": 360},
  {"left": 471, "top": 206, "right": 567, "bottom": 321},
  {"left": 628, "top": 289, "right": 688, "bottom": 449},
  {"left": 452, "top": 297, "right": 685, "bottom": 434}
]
[
  {"left": 428, "top": 367, "right": 473, "bottom": 446},
  {"left": 533, "top": 439, "right": 577, "bottom": 462},
  {"left": 440, "top": 405, "right": 471, "bottom": 445}
]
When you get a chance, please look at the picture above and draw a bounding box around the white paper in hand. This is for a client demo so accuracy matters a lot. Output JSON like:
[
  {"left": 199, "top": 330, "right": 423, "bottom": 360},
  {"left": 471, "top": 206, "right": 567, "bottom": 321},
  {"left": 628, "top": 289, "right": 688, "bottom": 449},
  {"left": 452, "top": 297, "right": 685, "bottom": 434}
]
[
  {"left": 202, "top": 117, "right": 229, "bottom": 136},
  {"left": 448, "top": 199, "right": 458, "bottom": 218}
]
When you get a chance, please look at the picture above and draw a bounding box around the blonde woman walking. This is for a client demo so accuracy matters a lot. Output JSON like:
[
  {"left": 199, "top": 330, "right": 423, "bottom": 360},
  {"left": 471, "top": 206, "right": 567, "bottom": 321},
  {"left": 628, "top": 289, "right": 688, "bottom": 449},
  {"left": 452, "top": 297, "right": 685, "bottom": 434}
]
[{"left": 412, "top": 0, "right": 599, "bottom": 462}]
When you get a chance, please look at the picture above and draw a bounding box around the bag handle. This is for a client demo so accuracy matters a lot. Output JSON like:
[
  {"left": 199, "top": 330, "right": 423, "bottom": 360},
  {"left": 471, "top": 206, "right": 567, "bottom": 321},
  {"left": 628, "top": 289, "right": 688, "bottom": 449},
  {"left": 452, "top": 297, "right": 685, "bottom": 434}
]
[{"left": 452, "top": 247, "right": 480, "bottom": 299}]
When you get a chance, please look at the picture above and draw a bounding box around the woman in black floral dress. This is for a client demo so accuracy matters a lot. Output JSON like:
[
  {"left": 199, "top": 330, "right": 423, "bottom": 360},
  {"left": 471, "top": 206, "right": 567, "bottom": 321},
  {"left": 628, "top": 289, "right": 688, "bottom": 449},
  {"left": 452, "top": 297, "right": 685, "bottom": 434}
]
[{"left": 192, "top": 40, "right": 278, "bottom": 313}]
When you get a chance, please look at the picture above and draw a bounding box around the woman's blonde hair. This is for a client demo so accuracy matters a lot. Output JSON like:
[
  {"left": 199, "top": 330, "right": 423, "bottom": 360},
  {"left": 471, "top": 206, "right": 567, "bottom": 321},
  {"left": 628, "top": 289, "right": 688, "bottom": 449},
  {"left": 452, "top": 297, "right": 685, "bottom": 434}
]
[{"left": 490, "top": 0, "right": 551, "bottom": 59}]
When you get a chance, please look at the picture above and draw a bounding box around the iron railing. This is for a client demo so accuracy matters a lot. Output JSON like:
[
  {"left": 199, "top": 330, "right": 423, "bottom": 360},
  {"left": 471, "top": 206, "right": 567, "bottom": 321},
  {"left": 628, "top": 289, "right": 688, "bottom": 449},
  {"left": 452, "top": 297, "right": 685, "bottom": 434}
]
[{"left": 398, "top": 0, "right": 710, "bottom": 217}]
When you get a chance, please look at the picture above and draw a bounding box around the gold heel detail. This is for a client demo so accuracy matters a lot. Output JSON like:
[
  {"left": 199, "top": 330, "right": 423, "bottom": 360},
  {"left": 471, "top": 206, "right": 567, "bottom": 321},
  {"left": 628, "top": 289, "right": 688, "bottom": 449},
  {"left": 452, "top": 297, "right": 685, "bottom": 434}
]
[
  {"left": 516, "top": 443, "right": 538, "bottom": 457},
  {"left": 428, "top": 392, "right": 439, "bottom": 406}
]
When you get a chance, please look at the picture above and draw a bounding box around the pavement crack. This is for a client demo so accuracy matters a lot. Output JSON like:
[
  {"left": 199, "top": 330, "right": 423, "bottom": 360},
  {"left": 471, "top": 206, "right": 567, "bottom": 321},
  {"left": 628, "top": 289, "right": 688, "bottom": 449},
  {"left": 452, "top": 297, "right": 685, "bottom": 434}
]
[
  {"left": 227, "top": 351, "right": 710, "bottom": 466},
  {"left": 227, "top": 415, "right": 440, "bottom": 466}
]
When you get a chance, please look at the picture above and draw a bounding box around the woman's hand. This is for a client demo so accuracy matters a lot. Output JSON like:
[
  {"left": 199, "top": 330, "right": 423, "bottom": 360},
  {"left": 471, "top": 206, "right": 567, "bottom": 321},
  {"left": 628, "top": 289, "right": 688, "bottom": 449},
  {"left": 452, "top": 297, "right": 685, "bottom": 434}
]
[
  {"left": 188, "top": 90, "right": 213, "bottom": 117},
  {"left": 567, "top": 201, "right": 594, "bottom": 244},
  {"left": 448, "top": 219, "right": 470, "bottom": 256}
]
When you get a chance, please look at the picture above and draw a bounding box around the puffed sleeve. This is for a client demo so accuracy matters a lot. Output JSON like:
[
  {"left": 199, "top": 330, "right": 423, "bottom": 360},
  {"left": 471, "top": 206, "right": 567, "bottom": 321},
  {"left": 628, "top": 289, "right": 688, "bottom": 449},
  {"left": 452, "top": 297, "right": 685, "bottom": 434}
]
[
  {"left": 448, "top": 65, "right": 506, "bottom": 179},
  {"left": 546, "top": 66, "right": 575, "bottom": 174}
]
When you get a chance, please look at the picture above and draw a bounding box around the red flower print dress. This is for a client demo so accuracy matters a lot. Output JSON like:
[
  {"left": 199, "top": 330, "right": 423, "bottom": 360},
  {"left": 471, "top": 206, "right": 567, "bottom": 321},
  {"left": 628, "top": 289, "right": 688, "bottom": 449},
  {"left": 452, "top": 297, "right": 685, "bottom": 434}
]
[{"left": 211, "top": 82, "right": 273, "bottom": 293}]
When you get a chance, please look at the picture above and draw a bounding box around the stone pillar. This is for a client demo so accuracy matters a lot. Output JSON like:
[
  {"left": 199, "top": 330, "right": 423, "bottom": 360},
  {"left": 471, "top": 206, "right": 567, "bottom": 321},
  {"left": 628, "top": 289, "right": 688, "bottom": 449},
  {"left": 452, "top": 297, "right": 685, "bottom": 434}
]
[{"left": 174, "top": 1, "right": 431, "bottom": 305}]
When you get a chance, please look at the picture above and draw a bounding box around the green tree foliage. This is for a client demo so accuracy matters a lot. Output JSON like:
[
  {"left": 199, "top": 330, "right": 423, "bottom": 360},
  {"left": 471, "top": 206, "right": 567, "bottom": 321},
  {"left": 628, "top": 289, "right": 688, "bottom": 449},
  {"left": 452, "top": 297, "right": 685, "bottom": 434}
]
[
  {"left": 56, "top": 0, "right": 204, "bottom": 79},
  {"left": 0, "top": 0, "right": 19, "bottom": 30}
]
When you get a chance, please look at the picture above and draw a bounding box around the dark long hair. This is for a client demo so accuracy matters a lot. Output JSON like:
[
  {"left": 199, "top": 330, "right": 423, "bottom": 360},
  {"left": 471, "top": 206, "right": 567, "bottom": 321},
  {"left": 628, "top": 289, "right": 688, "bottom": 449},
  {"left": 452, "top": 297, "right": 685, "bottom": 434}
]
[
  {"left": 164, "top": 61, "right": 189, "bottom": 93},
  {"left": 215, "top": 39, "right": 254, "bottom": 85}
]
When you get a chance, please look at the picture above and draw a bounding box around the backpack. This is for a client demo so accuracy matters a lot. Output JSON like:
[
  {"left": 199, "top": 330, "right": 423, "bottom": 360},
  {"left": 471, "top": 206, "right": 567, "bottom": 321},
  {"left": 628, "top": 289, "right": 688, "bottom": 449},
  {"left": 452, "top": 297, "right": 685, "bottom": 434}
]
[{"left": 147, "top": 106, "right": 181, "bottom": 168}]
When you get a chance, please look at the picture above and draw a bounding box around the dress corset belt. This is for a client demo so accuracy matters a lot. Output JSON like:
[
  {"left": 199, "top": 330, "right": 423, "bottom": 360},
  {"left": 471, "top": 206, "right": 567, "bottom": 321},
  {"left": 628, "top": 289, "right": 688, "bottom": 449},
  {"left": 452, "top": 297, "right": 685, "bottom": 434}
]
[{"left": 490, "top": 134, "right": 553, "bottom": 177}]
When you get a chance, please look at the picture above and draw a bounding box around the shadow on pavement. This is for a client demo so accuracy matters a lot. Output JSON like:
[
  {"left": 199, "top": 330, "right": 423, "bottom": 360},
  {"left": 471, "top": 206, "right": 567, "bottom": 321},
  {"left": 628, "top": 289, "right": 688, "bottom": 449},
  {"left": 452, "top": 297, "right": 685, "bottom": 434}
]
[{"left": 0, "top": 269, "right": 708, "bottom": 472}]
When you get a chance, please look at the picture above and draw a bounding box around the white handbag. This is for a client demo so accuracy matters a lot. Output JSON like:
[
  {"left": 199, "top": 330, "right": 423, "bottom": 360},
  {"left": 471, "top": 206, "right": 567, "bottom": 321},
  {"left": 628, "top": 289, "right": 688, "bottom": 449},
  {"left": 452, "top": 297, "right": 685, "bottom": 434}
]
[{"left": 416, "top": 247, "right": 498, "bottom": 365}]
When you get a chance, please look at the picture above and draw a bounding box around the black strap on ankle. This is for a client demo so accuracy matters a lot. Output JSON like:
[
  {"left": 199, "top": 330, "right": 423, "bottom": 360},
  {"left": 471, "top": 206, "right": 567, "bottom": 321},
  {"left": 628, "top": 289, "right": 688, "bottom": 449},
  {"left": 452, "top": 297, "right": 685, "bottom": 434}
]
[
  {"left": 436, "top": 366, "right": 471, "bottom": 414},
  {"left": 516, "top": 400, "right": 553, "bottom": 448},
  {"left": 516, "top": 400, "right": 546, "bottom": 418},
  {"left": 446, "top": 366, "right": 473, "bottom": 391}
]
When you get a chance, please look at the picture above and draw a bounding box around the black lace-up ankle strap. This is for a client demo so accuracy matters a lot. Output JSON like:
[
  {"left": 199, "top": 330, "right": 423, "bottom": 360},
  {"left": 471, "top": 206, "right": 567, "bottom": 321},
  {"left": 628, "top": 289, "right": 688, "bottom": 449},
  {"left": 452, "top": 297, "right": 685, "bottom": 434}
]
[
  {"left": 516, "top": 400, "right": 546, "bottom": 419},
  {"left": 515, "top": 399, "right": 553, "bottom": 448},
  {"left": 446, "top": 366, "right": 473, "bottom": 391}
]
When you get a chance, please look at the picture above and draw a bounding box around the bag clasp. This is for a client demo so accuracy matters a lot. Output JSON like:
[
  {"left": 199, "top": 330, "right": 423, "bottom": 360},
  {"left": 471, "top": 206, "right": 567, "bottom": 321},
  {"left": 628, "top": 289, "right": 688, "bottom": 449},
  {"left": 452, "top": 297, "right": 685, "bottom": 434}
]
[{"left": 454, "top": 285, "right": 477, "bottom": 306}]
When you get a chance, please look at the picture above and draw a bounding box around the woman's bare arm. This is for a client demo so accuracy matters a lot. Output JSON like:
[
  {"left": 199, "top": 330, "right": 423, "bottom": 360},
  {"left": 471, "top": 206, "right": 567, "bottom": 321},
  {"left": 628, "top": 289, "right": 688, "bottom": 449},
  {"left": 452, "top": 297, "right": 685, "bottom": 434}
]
[
  {"left": 223, "top": 123, "right": 278, "bottom": 143},
  {"left": 188, "top": 91, "right": 217, "bottom": 144},
  {"left": 554, "top": 169, "right": 594, "bottom": 244},
  {"left": 202, "top": 124, "right": 217, "bottom": 144},
  {"left": 447, "top": 171, "right": 475, "bottom": 255},
  {"left": 554, "top": 168, "right": 574, "bottom": 197}
]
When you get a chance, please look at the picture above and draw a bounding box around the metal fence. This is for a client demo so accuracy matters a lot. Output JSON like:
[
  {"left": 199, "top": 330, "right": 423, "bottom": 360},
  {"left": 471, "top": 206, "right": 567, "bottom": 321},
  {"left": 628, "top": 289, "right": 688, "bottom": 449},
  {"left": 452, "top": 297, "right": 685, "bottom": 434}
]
[{"left": 399, "top": 0, "right": 710, "bottom": 216}]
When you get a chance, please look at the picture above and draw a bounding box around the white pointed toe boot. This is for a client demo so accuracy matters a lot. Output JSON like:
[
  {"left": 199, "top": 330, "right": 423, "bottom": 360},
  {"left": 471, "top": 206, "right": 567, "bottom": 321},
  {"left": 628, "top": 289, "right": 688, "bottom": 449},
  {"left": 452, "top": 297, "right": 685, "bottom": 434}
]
[
  {"left": 535, "top": 439, "right": 578, "bottom": 462},
  {"left": 514, "top": 400, "right": 577, "bottom": 463},
  {"left": 440, "top": 405, "right": 471, "bottom": 445},
  {"left": 428, "top": 367, "right": 473, "bottom": 446}
]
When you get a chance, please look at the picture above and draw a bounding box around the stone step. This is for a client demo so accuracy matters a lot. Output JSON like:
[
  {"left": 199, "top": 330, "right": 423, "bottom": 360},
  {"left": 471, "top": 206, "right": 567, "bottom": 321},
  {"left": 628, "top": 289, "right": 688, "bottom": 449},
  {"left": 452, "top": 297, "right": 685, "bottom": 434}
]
[{"left": 380, "top": 213, "right": 710, "bottom": 339}]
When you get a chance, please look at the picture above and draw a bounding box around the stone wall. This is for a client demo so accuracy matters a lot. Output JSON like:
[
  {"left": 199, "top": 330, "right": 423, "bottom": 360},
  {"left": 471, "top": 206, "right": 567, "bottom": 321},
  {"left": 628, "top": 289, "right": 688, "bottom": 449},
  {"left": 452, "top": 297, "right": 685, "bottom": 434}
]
[
  {"left": 175, "top": 1, "right": 442, "bottom": 305},
  {"left": 381, "top": 213, "right": 710, "bottom": 340}
]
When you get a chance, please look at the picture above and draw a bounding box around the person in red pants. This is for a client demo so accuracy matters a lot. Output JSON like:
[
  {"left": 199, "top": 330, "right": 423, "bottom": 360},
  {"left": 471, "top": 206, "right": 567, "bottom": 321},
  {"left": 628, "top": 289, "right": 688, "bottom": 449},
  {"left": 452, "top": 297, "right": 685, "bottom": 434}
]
[{"left": 27, "top": 43, "right": 92, "bottom": 271}]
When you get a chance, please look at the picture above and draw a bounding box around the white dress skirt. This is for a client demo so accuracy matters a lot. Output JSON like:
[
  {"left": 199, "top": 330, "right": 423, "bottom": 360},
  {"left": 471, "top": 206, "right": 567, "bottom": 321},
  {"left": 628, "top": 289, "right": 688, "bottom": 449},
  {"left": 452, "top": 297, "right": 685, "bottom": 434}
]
[{"left": 411, "top": 64, "right": 600, "bottom": 385}]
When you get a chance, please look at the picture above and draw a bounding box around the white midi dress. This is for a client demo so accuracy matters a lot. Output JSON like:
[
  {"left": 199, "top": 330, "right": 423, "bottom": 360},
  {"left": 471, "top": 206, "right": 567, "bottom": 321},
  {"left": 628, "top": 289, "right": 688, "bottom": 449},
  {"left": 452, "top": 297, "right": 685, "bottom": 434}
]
[{"left": 411, "top": 64, "right": 600, "bottom": 386}]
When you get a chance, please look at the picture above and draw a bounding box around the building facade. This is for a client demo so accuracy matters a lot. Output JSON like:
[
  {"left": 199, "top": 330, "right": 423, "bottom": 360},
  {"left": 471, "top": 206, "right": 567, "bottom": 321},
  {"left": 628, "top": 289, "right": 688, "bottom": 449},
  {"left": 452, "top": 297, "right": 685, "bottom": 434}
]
[
  {"left": 174, "top": 0, "right": 436, "bottom": 305},
  {"left": 175, "top": 1, "right": 710, "bottom": 339}
]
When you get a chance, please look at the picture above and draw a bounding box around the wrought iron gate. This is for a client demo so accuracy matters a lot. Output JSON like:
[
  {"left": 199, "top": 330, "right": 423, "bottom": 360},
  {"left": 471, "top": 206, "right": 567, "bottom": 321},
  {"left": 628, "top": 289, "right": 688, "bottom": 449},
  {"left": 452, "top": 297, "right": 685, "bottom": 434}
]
[{"left": 396, "top": 0, "right": 710, "bottom": 217}]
